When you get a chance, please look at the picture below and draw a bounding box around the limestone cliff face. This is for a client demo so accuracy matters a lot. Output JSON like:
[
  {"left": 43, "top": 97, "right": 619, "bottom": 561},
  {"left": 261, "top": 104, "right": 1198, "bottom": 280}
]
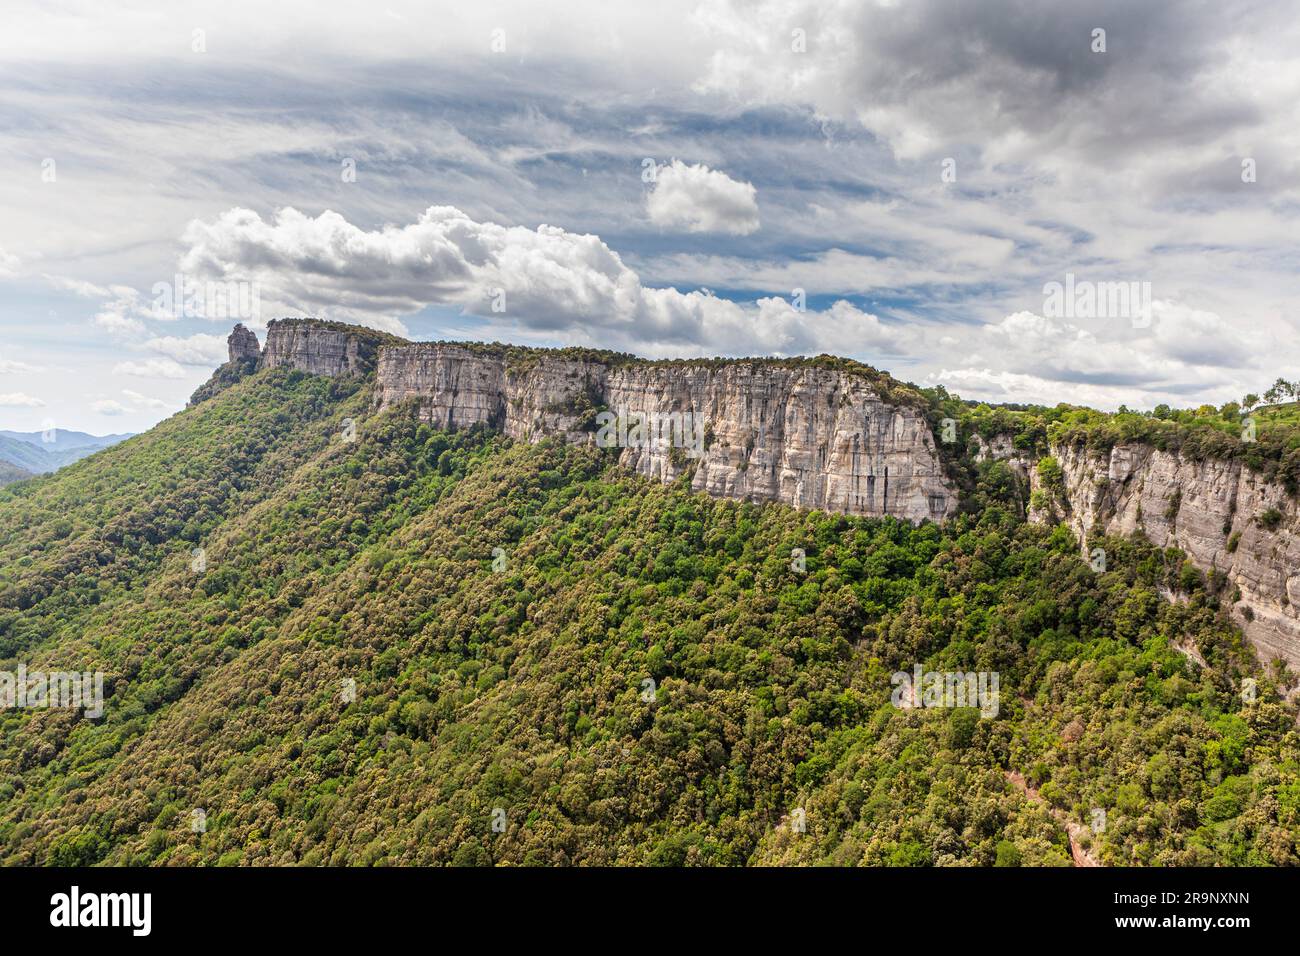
[
  {"left": 374, "top": 343, "right": 956, "bottom": 522},
  {"left": 1039, "top": 441, "right": 1300, "bottom": 666},
  {"left": 189, "top": 324, "right": 262, "bottom": 405},
  {"left": 260, "top": 319, "right": 400, "bottom": 376},
  {"left": 228, "top": 323, "right": 261, "bottom": 364}
]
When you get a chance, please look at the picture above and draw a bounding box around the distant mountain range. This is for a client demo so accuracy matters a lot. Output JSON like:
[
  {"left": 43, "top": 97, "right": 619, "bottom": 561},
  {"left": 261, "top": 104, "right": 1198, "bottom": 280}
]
[{"left": 0, "top": 429, "right": 132, "bottom": 482}]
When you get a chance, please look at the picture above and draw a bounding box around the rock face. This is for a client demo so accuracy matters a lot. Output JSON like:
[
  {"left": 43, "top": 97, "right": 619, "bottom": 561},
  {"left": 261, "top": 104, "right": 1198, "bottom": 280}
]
[
  {"left": 374, "top": 344, "right": 510, "bottom": 431},
  {"left": 1039, "top": 441, "right": 1300, "bottom": 666},
  {"left": 202, "top": 319, "right": 1300, "bottom": 665},
  {"left": 375, "top": 343, "right": 956, "bottom": 522},
  {"left": 228, "top": 324, "right": 261, "bottom": 364},
  {"left": 189, "top": 323, "right": 262, "bottom": 405},
  {"left": 260, "top": 318, "right": 401, "bottom": 376}
]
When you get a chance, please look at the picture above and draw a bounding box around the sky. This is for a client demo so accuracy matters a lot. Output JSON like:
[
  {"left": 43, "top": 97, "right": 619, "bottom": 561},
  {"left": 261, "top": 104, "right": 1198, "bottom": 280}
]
[{"left": 1, "top": 0, "right": 1298, "bottom": 433}]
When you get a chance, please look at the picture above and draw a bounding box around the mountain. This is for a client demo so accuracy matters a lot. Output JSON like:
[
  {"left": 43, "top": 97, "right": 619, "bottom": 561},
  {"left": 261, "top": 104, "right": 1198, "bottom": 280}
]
[
  {"left": 0, "top": 428, "right": 134, "bottom": 451},
  {"left": 0, "top": 429, "right": 133, "bottom": 475},
  {"left": 0, "top": 318, "right": 1294, "bottom": 867},
  {"left": 0, "top": 461, "right": 32, "bottom": 487}
]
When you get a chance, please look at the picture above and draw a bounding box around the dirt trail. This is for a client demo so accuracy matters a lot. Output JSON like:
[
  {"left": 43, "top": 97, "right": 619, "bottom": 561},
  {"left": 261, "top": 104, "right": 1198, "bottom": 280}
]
[{"left": 1005, "top": 770, "right": 1102, "bottom": 867}]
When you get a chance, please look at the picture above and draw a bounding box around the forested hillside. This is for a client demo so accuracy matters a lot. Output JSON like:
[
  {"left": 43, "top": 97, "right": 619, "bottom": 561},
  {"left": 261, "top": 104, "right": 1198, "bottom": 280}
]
[{"left": 0, "top": 364, "right": 1296, "bottom": 866}]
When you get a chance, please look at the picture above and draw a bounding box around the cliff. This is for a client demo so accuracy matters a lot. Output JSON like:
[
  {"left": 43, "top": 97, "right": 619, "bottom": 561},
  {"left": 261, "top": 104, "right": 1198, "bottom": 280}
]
[
  {"left": 196, "top": 319, "right": 1300, "bottom": 665},
  {"left": 191, "top": 318, "right": 405, "bottom": 404},
  {"left": 374, "top": 343, "right": 955, "bottom": 521},
  {"left": 1035, "top": 440, "right": 1300, "bottom": 667},
  {"left": 228, "top": 323, "right": 261, "bottom": 363},
  {"left": 260, "top": 318, "right": 404, "bottom": 376},
  {"left": 188, "top": 323, "right": 263, "bottom": 405}
]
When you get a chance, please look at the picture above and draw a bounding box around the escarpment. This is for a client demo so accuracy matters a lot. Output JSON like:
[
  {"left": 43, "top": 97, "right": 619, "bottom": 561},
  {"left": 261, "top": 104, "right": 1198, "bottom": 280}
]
[
  {"left": 374, "top": 343, "right": 956, "bottom": 522},
  {"left": 188, "top": 322, "right": 263, "bottom": 405},
  {"left": 202, "top": 319, "right": 1300, "bottom": 664},
  {"left": 1034, "top": 441, "right": 1300, "bottom": 667},
  {"left": 259, "top": 321, "right": 955, "bottom": 521},
  {"left": 260, "top": 318, "right": 404, "bottom": 376}
]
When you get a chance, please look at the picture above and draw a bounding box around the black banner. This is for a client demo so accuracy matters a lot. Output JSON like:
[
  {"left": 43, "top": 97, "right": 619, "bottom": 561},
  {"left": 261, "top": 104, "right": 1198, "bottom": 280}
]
[{"left": 0, "top": 866, "right": 1276, "bottom": 944}]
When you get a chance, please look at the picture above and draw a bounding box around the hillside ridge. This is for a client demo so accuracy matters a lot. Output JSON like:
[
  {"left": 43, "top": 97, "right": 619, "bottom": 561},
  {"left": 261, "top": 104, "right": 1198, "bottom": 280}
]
[
  {"left": 205, "top": 319, "right": 957, "bottom": 523},
  {"left": 192, "top": 319, "right": 1300, "bottom": 667}
]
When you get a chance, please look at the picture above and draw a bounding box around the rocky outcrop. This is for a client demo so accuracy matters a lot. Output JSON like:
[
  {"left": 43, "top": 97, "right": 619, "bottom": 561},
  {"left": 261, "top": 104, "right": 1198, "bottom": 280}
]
[
  {"left": 228, "top": 323, "right": 261, "bottom": 363},
  {"left": 375, "top": 343, "right": 956, "bottom": 522},
  {"left": 374, "top": 344, "right": 509, "bottom": 431},
  {"left": 260, "top": 318, "right": 403, "bottom": 376},
  {"left": 1039, "top": 441, "right": 1300, "bottom": 666},
  {"left": 189, "top": 324, "right": 262, "bottom": 405},
  {"left": 972, "top": 433, "right": 1036, "bottom": 486}
]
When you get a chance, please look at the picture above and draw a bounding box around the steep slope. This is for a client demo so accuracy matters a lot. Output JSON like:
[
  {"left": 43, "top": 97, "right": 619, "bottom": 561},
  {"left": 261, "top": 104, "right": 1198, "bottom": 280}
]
[
  {"left": 0, "top": 356, "right": 1295, "bottom": 867},
  {"left": 0, "top": 461, "right": 31, "bottom": 487},
  {"left": 375, "top": 345, "right": 954, "bottom": 522},
  {"left": 253, "top": 320, "right": 956, "bottom": 522},
  {"left": 937, "top": 395, "right": 1300, "bottom": 669},
  {"left": 1031, "top": 440, "right": 1300, "bottom": 667}
]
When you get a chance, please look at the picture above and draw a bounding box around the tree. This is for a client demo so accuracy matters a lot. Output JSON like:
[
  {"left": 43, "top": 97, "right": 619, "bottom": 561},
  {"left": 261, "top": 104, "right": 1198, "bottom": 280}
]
[{"left": 995, "top": 840, "right": 1022, "bottom": 867}]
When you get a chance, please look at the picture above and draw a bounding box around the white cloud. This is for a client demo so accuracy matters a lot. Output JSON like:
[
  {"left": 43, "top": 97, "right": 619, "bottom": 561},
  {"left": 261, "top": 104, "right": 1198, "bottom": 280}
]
[
  {"left": 929, "top": 302, "right": 1257, "bottom": 409},
  {"left": 646, "top": 160, "right": 760, "bottom": 235},
  {"left": 3, "top": 0, "right": 1298, "bottom": 421},
  {"left": 85, "top": 285, "right": 151, "bottom": 337},
  {"left": 91, "top": 399, "right": 128, "bottom": 415},
  {"left": 121, "top": 389, "right": 171, "bottom": 410},
  {"left": 0, "top": 246, "right": 19, "bottom": 279},
  {"left": 113, "top": 358, "right": 188, "bottom": 379},
  {"left": 0, "top": 354, "right": 41, "bottom": 374},
  {"left": 143, "top": 334, "right": 228, "bottom": 366},
  {"left": 0, "top": 392, "right": 45, "bottom": 407},
  {"left": 177, "top": 204, "right": 921, "bottom": 357},
  {"left": 93, "top": 311, "right": 146, "bottom": 336}
]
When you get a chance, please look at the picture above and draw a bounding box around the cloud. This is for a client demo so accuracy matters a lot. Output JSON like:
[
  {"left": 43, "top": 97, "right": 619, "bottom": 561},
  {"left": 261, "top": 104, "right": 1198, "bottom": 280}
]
[
  {"left": 0, "top": 246, "right": 19, "bottom": 279},
  {"left": 84, "top": 285, "right": 152, "bottom": 337},
  {"left": 646, "top": 160, "right": 760, "bottom": 234},
  {"left": 112, "top": 358, "right": 188, "bottom": 379},
  {"left": 91, "top": 399, "right": 127, "bottom": 415},
  {"left": 930, "top": 301, "right": 1256, "bottom": 407},
  {"left": 93, "top": 311, "right": 146, "bottom": 336},
  {"left": 143, "top": 334, "right": 228, "bottom": 366},
  {"left": 0, "top": 354, "right": 41, "bottom": 374},
  {"left": 692, "top": 0, "right": 1300, "bottom": 185},
  {"left": 0, "top": 392, "right": 45, "bottom": 407},
  {"left": 177, "top": 203, "right": 927, "bottom": 357},
  {"left": 121, "top": 389, "right": 170, "bottom": 410},
  {"left": 3, "top": 0, "right": 1299, "bottom": 421}
]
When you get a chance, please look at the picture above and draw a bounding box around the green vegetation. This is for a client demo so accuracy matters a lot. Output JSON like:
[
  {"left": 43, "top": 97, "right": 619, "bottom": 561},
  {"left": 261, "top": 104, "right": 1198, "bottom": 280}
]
[
  {"left": 1257, "top": 508, "right": 1284, "bottom": 531},
  {"left": 927, "top": 392, "right": 1300, "bottom": 495},
  {"left": 0, "top": 461, "right": 31, "bottom": 487},
  {"left": 0, "top": 363, "right": 1296, "bottom": 866}
]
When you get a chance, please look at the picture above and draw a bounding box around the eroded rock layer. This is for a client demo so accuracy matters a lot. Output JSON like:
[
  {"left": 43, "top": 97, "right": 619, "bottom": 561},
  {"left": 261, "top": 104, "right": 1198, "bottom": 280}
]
[
  {"left": 1038, "top": 441, "right": 1300, "bottom": 666},
  {"left": 374, "top": 342, "right": 956, "bottom": 522}
]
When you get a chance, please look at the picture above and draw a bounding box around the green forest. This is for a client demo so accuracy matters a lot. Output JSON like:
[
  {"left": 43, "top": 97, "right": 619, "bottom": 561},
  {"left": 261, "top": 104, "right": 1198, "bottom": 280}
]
[{"left": 0, "top": 363, "right": 1297, "bottom": 866}]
